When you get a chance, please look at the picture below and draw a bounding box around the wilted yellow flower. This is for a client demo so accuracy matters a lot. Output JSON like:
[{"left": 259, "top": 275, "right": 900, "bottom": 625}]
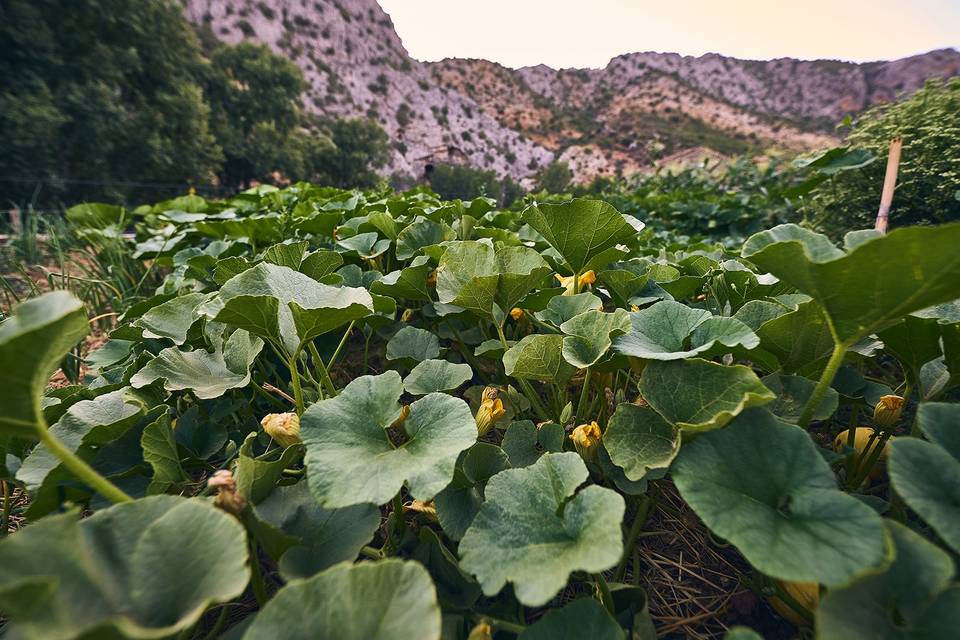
[
  {"left": 467, "top": 621, "right": 493, "bottom": 640},
  {"left": 570, "top": 421, "right": 602, "bottom": 463},
  {"left": 400, "top": 308, "right": 415, "bottom": 323},
  {"left": 475, "top": 387, "right": 507, "bottom": 436},
  {"left": 261, "top": 412, "right": 301, "bottom": 448},
  {"left": 873, "top": 395, "right": 905, "bottom": 429},
  {"left": 187, "top": 186, "right": 197, "bottom": 196},
  {"left": 555, "top": 270, "right": 597, "bottom": 295},
  {"left": 406, "top": 499, "right": 438, "bottom": 519},
  {"left": 768, "top": 580, "right": 819, "bottom": 626},
  {"left": 391, "top": 405, "right": 411, "bottom": 430},
  {"left": 630, "top": 304, "right": 640, "bottom": 312},
  {"left": 510, "top": 307, "right": 525, "bottom": 320},
  {"left": 426, "top": 270, "right": 438, "bottom": 286},
  {"left": 208, "top": 469, "right": 247, "bottom": 515}
]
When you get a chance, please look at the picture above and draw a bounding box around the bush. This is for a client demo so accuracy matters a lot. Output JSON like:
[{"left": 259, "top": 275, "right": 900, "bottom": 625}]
[
  {"left": 810, "top": 78, "right": 960, "bottom": 233},
  {"left": 536, "top": 161, "right": 573, "bottom": 194}
]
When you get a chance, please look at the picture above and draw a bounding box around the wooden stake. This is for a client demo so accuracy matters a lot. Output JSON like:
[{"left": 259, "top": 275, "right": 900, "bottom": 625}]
[{"left": 874, "top": 137, "right": 903, "bottom": 234}]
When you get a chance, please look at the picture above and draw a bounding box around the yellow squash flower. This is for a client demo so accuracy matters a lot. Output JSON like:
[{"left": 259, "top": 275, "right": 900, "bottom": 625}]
[
  {"left": 475, "top": 387, "right": 507, "bottom": 436},
  {"left": 555, "top": 270, "right": 596, "bottom": 295},
  {"left": 873, "top": 395, "right": 905, "bottom": 429},
  {"left": 261, "top": 412, "right": 301, "bottom": 448},
  {"left": 834, "top": 426, "right": 893, "bottom": 482},
  {"left": 510, "top": 307, "right": 525, "bottom": 320},
  {"left": 390, "top": 405, "right": 411, "bottom": 430},
  {"left": 570, "top": 421, "right": 602, "bottom": 463},
  {"left": 769, "top": 580, "right": 819, "bottom": 626},
  {"left": 467, "top": 621, "right": 493, "bottom": 640}
]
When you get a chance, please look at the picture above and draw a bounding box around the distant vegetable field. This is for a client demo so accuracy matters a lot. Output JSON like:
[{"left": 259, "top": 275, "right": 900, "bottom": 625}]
[{"left": 1, "top": 184, "right": 959, "bottom": 639}]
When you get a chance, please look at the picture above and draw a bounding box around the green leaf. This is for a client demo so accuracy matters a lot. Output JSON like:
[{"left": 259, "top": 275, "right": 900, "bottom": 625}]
[
  {"left": 519, "top": 597, "right": 625, "bottom": 640},
  {"left": 501, "top": 420, "right": 565, "bottom": 468},
  {"left": 561, "top": 309, "right": 631, "bottom": 368},
  {"left": 0, "top": 291, "right": 89, "bottom": 437},
  {"left": 817, "top": 520, "right": 958, "bottom": 639},
  {"left": 742, "top": 223, "right": 960, "bottom": 345},
  {"left": 17, "top": 388, "right": 149, "bottom": 494},
  {"left": 371, "top": 258, "right": 432, "bottom": 302},
  {"left": 396, "top": 218, "right": 457, "bottom": 261},
  {"left": 603, "top": 404, "right": 680, "bottom": 481},
  {"left": 534, "top": 292, "right": 602, "bottom": 328},
  {"left": 234, "top": 433, "right": 305, "bottom": 505},
  {"left": 302, "top": 372, "right": 477, "bottom": 507},
  {"left": 436, "top": 241, "right": 551, "bottom": 321},
  {"left": 130, "top": 330, "right": 263, "bottom": 400},
  {"left": 521, "top": 199, "right": 636, "bottom": 273},
  {"left": 241, "top": 560, "right": 441, "bottom": 640},
  {"left": 403, "top": 359, "right": 473, "bottom": 395},
  {"left": 299, "top": 249, "right": 343, "bottom": 281},
  {"left": 754, "top": 300, "right": 835, "bottom": 375},
  {"left": 252, "top": 481, "right": 379, "bottom": 580},
  {"left": 914, "top": 402, "right": 960, "bottom": 459},
  {"left": 132, "top": 292, "right": 209, "bottom": 345},
  {"left": 762, "top": 373, "right": 839, "bottom": 423},
  {"left": 672, "top": 408, "right": 886, "bottom": 585},
  {"left": 201, "top": 263, "right": 372, "bottom": 354},
  {"left": 889, "top": 409, "right": 960, "bottom": 554},
  {"left": 263, "top": 241, "right": 309, "bottom": 269},
  {"left": 141, "top": 414, "right": 186, "bottom": 494},
  {"left": 459, "top": 452, "right": 625, "bottom": 606},
  {"left": 0, "top": 496, "right": 249, "bottom": 639},
  {"left": 503, "top": 334, "right": 576, "bottom": 384},
  {"left": 434, "top": 443, "right": 511, "bottom": 541},
  {"left": 639, "top": 359, "right": 775, "bottom": 433},
  {"left": 386, "top": 326, "right": 441, "bottom": 362},
  {"left": 410, "top": 527, "right": 481, "bottom": 609},
  {"left": 613, "top": 301, "right": 757, "bottom": 361}
]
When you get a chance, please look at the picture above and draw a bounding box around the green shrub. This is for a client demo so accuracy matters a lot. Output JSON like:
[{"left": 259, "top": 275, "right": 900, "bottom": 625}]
[{"left": 811, "top": 78, "right": 960, "bottom": 233}]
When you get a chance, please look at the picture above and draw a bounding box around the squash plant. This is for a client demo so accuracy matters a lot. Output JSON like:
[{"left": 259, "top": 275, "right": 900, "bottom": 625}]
[{"left": 1, "top": 185, "right": 959, "bottom": 639}]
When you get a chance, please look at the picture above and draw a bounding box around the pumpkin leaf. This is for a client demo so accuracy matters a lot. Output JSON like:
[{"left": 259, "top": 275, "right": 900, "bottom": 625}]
[
  {"left": 459, "top": 452, "right": 625, "bottom": 606},
  {"left": 403, "top": 359, "right": 473, "bottom": 395},
  {"left": 603, "top": 404, "right": 680, "bottom": 481},
  {"left": 672, "top": 408, "right": 886, "bottom": 585},
  {"left": 302, "top": 372, "right": 477, "bottom": 507}
]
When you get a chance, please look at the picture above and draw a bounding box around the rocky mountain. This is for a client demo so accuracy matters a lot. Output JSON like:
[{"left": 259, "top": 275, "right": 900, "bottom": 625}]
[{"left": 183, "top": 0, "right": 960, "bottom": 184}]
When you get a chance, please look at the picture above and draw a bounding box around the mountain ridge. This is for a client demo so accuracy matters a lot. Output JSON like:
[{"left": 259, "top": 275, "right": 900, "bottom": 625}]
[{"left": 183, "top": 0, "right": 960, "bottom": 184}]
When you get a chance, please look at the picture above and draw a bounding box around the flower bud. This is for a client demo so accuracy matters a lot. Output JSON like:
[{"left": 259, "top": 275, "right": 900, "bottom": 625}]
[
  {"left": 873, "top": 395, "right": 905, "bottom": 429},
  {"left": 406, "top": 499, "right": 438, "bottom": 520},
  {"left": 510, "top": 307, "right": 524, "bottom": 320},
  {"left": 570, "top": 421, "right": 602, "bottom": 463},
  {"left": 208, "top": 469, "right": 247, "bottom": 515},
  {"left": 391, "top": 405, "right": 411, "bottom": 430},
  {"left": 400, "top": 308, "right": 415, "bottom": 323},
  {"left": 475, "top": 387, "right": 507, "bottom": 437},
  {"left": 261, "top": 412, "right": 301, "bottom": 448},
  {"left": 555, "top": 270, "right": 596, "bottom": 295},
  {"left": 467, "top": 621, "right": 493, "bottom": 640}
]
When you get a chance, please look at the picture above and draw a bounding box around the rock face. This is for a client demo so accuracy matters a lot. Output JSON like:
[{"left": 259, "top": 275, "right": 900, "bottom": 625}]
[{"left": 183, "top": 0, "right": 960, "bottom": 183}]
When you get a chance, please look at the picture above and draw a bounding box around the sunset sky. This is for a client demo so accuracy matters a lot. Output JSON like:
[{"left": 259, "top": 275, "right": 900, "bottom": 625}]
[{"left": 377, "top": 0, "right": 960, "bottom": 69}]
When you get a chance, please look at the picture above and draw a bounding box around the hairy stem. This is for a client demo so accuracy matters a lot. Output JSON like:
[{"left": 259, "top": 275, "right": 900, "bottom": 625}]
[
  {"left": 797, "top": 341, "right": 848, "bottom": 429},
  {"left": 35, "top": 420, "right": 132, "bottom": 504}
]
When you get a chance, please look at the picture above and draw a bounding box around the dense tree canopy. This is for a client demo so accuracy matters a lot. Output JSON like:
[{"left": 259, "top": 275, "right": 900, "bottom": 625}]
[{"left": 0, "top": 0, "right": 390, "bottom": 207}]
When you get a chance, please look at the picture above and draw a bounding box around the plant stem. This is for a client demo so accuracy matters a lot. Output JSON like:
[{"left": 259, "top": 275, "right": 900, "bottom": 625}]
[
  {"left": 1, "top": 481, "right": 11, "bottom": 536},
  {"left": 287, "top": 355, "right": 305, "bottom": 414},
  {"left": 360, "top": 545, "right": 384, "bottom": 560},
  {"left": 614, "top": 496, "right": 652, "bottom": 581},
  {"left": 844, "top": 405, "right": 860, "bottom": 482},
  {"left": 594, "top": 572, "right": 616, "bottom": 615},
  {"left": 35, "top": 421, "right": 132, "bottom": 504},
  {"left": 326, "top": 321, "right": 355, "bottom": 371},
  {"left": 307, "top": 342, "right": 338, "bottom": 397},
  {"left": 248, "top": 538, "right": 269, "bottom": 607},
  {"left": 797, "top": 341, "right": 848, "bottom": 429},
  {"left": 495, "top": 323, "right": 550, "bottom": 421},
  {"left": 202, "top": 605, "right": 232, "bottom": 640},
  {"left": 576, "top": 368, "right": 593, "bottom": 422}
]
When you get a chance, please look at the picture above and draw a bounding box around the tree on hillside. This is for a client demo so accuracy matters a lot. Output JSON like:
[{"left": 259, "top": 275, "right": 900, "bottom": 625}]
[
  {"left": 314, "top": 118, "right": 391, "bottom": 189},
  {"left": 535, "top": 161, "right": 573, "bottom": 194},
  {"left": 0, "top": 0, "right": 222, "bottom": 205}
]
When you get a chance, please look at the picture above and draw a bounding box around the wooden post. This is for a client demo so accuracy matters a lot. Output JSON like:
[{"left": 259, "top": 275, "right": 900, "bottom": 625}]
[{"left": 874, "top": 137, "right": 903, "bottom": 234}]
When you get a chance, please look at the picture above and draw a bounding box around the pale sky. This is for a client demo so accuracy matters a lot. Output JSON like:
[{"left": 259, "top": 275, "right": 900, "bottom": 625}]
[{"left": 377, "top": 0, "right": 960, "bottom": 69}]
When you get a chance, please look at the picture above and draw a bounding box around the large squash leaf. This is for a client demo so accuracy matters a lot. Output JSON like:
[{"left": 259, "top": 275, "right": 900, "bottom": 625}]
[
  {"left": 0, "top": 291, "right": 89, "bottom": 437},
  {"left": 459, "top": 452, "right": 625, "bottom": 606},
  {"left": 241, "top": 560, "right": 440, "bottom": 640},
  {"left": 672, "top": 408, "right": 886, "bottom": 585},
  {"left": 302, "top": 372, "right": 477, "bottom": 507},
  {"left": 0, "top": 496, "right": 249, "bottom": 639},
  {"left": 521, "top": 199, "right": 637, "bottom": 273},
  {"left": 742, "top": 223, "right": 960, "bottom": 345}
]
